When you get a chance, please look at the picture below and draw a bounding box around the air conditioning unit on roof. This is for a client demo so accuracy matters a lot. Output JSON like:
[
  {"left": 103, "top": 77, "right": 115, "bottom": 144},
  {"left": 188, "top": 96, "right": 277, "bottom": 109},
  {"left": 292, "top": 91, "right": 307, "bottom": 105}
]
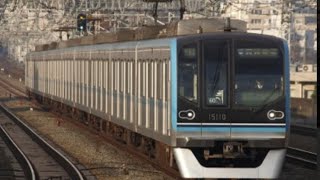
[
  {"left": 296, "top": 64, "right": 314, "bottom": 72},
  {"left": 301, "top": 64, "right": 313, "bottom": 72}
]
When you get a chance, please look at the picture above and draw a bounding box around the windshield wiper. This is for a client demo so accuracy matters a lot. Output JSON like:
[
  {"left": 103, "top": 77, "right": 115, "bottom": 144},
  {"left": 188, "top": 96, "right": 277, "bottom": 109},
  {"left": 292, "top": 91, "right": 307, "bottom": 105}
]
[
  {"left": 252, "top": 88, "right": 281, "bottom": 114},
  {"left": 178, "top": 96, "right": 197, "bottom": 105}
]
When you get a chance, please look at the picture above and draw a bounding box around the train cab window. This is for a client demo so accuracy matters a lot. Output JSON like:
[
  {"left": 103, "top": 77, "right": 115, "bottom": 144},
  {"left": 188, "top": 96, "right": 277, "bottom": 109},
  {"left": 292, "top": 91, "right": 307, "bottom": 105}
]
[
  {"left": 178, "top": 44, "right": 198, "bottom": 104},
  {"left": 234, "top": 40, "right": 284, "bottom": 107},
  {"left": 204, "top": 40, "right": 228, "bottom": 106}
]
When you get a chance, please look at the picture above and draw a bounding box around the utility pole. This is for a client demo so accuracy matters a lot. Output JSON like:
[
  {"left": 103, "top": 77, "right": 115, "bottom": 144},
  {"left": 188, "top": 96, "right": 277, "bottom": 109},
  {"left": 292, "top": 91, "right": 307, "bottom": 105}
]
[
  {"left": 287, "top": 1, "right": 293, "bottom": 63},
  {"left": 179, "top": 0, "right": 186, "bottom": 20},
  {"left": 281, "top": 0, "right": 285, "bottom": 39},
  {"left": 304, "top": 31, "right": 307, "bottom": 64}
]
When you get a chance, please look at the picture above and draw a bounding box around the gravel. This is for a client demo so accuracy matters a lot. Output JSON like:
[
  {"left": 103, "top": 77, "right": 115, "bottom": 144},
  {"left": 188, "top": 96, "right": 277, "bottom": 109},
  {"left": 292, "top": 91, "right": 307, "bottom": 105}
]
[{"left": 0, "top": 77, "right": 174, "bottom": 180}]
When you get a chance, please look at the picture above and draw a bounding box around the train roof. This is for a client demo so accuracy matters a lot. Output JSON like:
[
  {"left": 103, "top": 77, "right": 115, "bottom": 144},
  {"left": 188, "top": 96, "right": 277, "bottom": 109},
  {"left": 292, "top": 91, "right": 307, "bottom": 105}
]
[
  {"left": 31, "top": 18, "right": 286, "bottom": 55},
  {"left": 28, "top": 32, "right": 286, "bottom": 57},
  {"left": 34, "top": 18, "right": 248, "bottom": 52},
  {"left": 175, "top": 31, "right": 285, "bottom": 43}
]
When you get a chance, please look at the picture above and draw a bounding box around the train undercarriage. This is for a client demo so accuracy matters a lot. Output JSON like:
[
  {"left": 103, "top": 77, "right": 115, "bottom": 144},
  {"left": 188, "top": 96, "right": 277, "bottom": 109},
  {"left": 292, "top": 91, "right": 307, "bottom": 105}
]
[{"left": 29, "top": 90, "right": 287, "bottom": 179}]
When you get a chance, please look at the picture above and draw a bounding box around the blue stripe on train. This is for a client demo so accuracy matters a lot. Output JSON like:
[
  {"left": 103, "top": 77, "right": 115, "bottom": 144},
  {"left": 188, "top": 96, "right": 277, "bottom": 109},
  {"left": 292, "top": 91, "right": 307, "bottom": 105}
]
[
  {"left": 177, "top": 127, "right": 230, "bottom": 132},
  {"left": 171, "top": 39, "right": 178, "bottom": 130},
  {"left": 231, "top": 127, "right": 285, "bottom": 132},
  {"left": 283, "top": 40, "right": 291, "bottom": 130},
  {"left": 177, "top": 126, "right": 286, "bottom": 132},
  {"left": 177, "top": 125, "right": 286, "bottom": 128}
]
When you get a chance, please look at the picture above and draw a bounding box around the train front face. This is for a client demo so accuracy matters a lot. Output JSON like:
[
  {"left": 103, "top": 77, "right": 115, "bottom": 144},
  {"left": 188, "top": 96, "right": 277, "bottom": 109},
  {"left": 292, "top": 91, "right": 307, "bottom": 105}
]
[{"left": 173, "top": 33, "right": 290, "bottom": 179}]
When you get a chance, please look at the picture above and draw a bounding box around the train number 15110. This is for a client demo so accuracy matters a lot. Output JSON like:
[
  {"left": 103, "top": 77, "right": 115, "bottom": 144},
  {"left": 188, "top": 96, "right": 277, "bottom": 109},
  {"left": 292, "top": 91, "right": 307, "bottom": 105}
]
[{"left": 209, "top": 113, "right": 227, "bottom": 121}]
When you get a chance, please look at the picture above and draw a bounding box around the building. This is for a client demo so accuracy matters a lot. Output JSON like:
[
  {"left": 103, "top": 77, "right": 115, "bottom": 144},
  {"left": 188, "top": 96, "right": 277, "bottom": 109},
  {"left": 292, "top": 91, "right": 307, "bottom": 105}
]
[
  {"left": 223, "top": 0, "right": 284, "bottom": 37},
  {"left": 1, "top": 0, "right": 317, "bottom": 64},
  {"left": 223, "top": 0, "right": 317, "bottom": 65},
  {"left": 290, "top": 10, "right": 317, "bottom": 64},
  {"left": 0, "top": 0, "right": 182, "bottom": 63},
  {"left": 290, "top": 64, "right": 317, "bottom": 99},
  {"left": 1, "top": 3, "right": 63, "bottom": 62}
]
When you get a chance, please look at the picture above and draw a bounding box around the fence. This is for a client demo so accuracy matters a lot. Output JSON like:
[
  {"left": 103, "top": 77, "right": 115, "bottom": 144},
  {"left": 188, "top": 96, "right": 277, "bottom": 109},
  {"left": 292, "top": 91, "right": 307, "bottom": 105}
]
[{"left": 290, "top": 98, "right": 317, "bottom": 127}]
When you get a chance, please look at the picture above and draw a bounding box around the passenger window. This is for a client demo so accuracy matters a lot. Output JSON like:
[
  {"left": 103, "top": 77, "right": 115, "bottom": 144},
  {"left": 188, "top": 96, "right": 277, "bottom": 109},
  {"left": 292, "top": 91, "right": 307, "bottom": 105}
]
[
  {"left": 204, "top": 40, "right": 228, "bottom": 106},
  {"left": 178, "top": 44, "right": 198, "bottom": 103}
]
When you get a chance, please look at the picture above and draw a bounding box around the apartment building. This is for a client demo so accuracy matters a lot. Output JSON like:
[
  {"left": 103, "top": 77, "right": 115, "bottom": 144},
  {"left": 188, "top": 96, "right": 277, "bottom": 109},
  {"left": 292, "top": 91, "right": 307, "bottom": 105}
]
[
  {"left": 290, "top": 63, "right": 317, "bottom": 99},
  {"left": 223, "top": 0, "right": 317, "bottom": 64},
  {"left": 222, "top": 0, "right": 284, "bottom": 37}
]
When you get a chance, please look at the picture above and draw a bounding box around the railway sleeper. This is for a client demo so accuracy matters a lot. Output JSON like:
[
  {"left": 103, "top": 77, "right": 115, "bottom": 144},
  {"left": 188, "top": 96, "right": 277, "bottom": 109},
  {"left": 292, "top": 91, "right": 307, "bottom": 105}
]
[{"left": 27, "top": 95, "right": 179, "bottom": 178}]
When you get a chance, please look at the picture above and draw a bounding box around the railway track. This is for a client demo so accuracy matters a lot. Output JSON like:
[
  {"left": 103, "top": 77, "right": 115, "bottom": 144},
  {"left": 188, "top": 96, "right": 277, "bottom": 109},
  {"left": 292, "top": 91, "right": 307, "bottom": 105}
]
[
  {"left": 290, "top": 125, "right": 317, "bottom": 137},
  {"left": 0, "top": 124, "right": 35, "bottom": 179},
  {"left": 47, "top": 104, "right": 181, "bottom": 179},
  {"left": 0, "top": 74, "right": 176, "bottom": 179},
  {"left": 0, "top": 76, "right": 25, "bottom": 97},
  {"left": 6, "top": 74, "right": 317, "bottom": 178},
  {"left": 0, "top": 104, "right": 86, "bottom": 180},
  {"left": 286, "top": 147, "right": 317, "bottom": 169},
  {"left": 0, "top": 74, "right": 181, "bottom": 179}
]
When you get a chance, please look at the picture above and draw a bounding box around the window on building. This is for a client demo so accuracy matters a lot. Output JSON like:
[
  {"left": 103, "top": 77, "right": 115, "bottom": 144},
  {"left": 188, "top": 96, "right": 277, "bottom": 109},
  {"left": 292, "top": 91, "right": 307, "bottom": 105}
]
[
  {"left": 295, "top": 19, "right": 302, "bottom": 24},
  {"left": 305, "top": 90, "right": 314, "bottom": 99},
  {"left": 272, "top": 10, "right": 278, "bottom": 15},
  {"left": 251, "top": 19, "right": 262, "bottom": 24},
  {"left": 252, "top": 10, "right": 262, "bottom": 14},
  {"left": 262, "top": 9, "right": 269, "bottom": 15},
  {"left": 305, "top": 16, "right": 317, "bottom": 24}
]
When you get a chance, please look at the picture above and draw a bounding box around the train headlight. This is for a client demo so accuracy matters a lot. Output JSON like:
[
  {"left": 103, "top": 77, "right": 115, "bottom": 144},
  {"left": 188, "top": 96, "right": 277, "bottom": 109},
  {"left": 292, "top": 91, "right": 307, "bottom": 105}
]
[
  {"left": 178, "top": 109, "right": 195, "bottom": 120},
  {"left": 267, "top": 110, "right": 284, "bottom": 120},
  {"left": 269, "top": 112, "right": 275, "bottom": 118}
]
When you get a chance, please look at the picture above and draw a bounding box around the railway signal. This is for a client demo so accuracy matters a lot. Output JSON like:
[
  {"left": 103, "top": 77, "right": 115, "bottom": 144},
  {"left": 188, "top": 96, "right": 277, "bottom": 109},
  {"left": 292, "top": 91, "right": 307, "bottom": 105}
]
[{"left": 77, "top": 14, "right": 87, "bottom": 32}]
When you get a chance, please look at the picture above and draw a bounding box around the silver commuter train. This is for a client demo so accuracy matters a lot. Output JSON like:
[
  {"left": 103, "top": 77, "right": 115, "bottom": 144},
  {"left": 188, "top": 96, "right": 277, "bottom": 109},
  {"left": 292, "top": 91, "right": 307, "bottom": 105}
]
[{"left": 26, "top": 32, "right": 290, "bottom": 179}]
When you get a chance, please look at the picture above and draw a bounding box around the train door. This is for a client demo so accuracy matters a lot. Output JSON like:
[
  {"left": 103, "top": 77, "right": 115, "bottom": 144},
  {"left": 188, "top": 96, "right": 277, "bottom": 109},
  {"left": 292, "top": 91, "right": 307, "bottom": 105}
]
[
  {"left": 177, "top": 39, "right": 231, "bottom": 140},
  {"left": 201, "top": 39, "right": 231, "bottom": 139}
]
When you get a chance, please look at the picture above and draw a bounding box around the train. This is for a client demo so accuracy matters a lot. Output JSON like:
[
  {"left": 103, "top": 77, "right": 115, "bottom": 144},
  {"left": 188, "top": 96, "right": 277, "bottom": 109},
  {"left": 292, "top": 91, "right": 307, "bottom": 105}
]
[{"left": 25, "top": 23, "right": 290, "bottom": 179}]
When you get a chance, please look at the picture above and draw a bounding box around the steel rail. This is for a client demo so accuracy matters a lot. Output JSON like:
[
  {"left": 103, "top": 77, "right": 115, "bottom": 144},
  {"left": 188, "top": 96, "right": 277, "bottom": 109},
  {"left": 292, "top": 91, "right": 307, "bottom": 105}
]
[
  {"left": 0, "top": 77, "right": 26, "bottom": 97},
  {"left": 0, "top": 125, "right": 37, "bottom": 180},
  {"left": 290, "top": 125, "right": 317, "bottom": 137},
  {"left": 0, "top": 104, "right": 85, "bottom": 180},
  {"left": 286, "top": 146, "right": 317, "bottom": 169}
]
